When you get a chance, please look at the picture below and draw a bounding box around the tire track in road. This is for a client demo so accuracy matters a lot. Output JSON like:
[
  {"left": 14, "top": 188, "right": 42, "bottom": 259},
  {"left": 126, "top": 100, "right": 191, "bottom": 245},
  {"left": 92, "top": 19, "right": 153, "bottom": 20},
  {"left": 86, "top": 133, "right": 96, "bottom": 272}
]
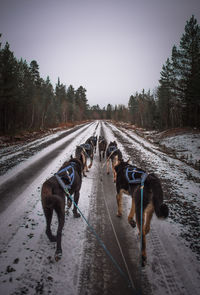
[
  {"left": 147, "top": 228, "right": 186, "bottom": 295},
  {"left": 78, "top": 122, "right": 152, "bottom": 295},
  {"left": 78, "top": 159, "right": 143, "bottom": 295}
]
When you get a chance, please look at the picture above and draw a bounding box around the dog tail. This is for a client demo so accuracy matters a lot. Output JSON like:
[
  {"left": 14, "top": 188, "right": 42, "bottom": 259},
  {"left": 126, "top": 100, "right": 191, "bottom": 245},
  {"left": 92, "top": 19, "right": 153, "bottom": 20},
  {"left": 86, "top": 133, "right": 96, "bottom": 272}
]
[{"left": 148, "top": 173, "right": 169, "bottom": 219}]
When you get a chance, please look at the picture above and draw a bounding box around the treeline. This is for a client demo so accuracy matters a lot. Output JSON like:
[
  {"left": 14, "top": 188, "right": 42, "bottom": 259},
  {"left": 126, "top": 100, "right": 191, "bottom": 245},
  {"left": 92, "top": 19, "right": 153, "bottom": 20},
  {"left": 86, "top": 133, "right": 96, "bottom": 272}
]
[
  {"left": 157, "top": 15, "right": 200, "bottom": 129},
  {"left": 0, "top": 36, "right": 88, "bottom": 135},
  {"left": 90, "top": 15, "right": 200, "bottom": 129},
  {"left": 0, "top": 15, "right": 200, "bottom": 136},
  {"left": 89, "top": 90, "right": 157, "bottom": 129}
]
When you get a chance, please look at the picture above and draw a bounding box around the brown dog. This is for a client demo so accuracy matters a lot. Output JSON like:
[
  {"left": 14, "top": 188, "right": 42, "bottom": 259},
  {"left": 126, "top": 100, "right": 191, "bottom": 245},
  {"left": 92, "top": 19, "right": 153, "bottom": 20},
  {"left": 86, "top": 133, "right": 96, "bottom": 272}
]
[
  {"left": 98, "top": 136, "right": 107, "bottom": 161},
  {"left": 75, "top": 141, "right": 94, "bottom": 177},
  {"left": 41, "top": 157, "right": 83, "bottom": 261},
  {"left": 106, "top": 141, "right": 122, "bottom": 182}
]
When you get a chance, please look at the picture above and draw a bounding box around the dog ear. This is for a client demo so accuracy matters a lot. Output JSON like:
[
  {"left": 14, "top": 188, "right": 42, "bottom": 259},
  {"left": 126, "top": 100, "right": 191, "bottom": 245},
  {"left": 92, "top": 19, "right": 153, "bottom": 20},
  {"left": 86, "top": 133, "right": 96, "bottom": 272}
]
[{"left": 70, "top": 155, "right": 73, "bottom": 159}]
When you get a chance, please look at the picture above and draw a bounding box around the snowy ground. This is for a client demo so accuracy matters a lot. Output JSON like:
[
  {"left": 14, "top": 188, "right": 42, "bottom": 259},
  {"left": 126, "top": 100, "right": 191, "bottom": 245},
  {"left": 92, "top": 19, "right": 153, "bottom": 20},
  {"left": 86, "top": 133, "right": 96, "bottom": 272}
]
[
  {"left": 142, "top": 127, "right": 200, "bottom": 169},
  {"left": 0, "top": 121, "right": 199, "bottom": 295},
  {"left": 159, "top": 132, "right": 200, "bottom": 167}
]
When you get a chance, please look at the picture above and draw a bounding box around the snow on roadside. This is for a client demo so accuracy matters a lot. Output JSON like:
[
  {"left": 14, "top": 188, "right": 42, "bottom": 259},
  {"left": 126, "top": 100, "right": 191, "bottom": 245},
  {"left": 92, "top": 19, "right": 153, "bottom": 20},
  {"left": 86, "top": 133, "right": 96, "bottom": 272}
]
[
  {"left": 117, "top": 122, "right": 200, "bottom": 169},
  {"left": 0, "top": 123, "right": 90, "bottom": 185},
  {"left": 0, "top": 123, "right": 89, "bottom": 177},
  {"left": 160, "top": 133, "right": 200, "bottom": 167},
  {"left": 0, "top": 126, "right": 77, "bottom": 158},
  {"left": 0, "top": 129, "right": 68, "bottom": 160}
]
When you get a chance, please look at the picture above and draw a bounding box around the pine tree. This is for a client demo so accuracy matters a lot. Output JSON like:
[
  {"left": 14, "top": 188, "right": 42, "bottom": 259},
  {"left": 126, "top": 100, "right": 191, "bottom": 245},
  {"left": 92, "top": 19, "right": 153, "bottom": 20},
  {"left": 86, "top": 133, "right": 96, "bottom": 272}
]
[
  {"left": 157, "top": 58, "right": 173, "bottom": 129},
  {"left": 28, "top": 60, "right": 42, "bottom": 129},
  {"left": 0, "top": 42, "right": 19, "bottom": 134},
  {"left": 128, "top": 94, "right": 138, "bottom": 124},
  {"left": 67, "top": 85, "right": 75, "bottom": 122},
  {"left": 75, "top": 86, "right": 88, "bottom": 121},
  {"left": 178, "top": 15, "right": 200, "bottom": 126},
  {"left": 40, "top": 76, "right": 54, "bottom": 128},
  {"left": 169, "top": 45, "right": 183, "bottom": 127},
  {"left": 106, "top": 104, "right": 112, "bottom": 119},
  {"left": 55, "top": 78, "right": 68, "bottom": 124}
]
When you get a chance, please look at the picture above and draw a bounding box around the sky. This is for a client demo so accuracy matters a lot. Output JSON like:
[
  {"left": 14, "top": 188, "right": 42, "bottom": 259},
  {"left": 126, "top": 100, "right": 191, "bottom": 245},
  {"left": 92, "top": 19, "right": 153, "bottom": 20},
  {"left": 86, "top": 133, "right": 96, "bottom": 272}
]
[{"left": 0, "top": 0, "right": 200, "bottom": 108}]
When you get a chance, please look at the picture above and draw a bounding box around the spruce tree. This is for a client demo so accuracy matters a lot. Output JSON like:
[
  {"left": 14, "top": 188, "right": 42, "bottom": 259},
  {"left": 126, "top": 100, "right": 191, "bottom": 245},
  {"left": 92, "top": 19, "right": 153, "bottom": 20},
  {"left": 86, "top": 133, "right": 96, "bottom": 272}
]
[
  {"left": 178, "top": 15, "right": 200, "bottom": 126},
  {"left": 157, "top": 58, "right": 173, "bottom": 129},
  {"left": 0, "top": 42, "right": 19, "bottom": 134}
]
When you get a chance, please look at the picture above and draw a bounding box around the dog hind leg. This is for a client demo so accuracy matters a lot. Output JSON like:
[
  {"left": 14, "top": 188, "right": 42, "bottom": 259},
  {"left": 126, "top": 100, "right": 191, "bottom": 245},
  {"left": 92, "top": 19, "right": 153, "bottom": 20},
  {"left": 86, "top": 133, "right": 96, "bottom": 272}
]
[
  {"left": 81, "top": 152, "right": 87, "bottom": 177},
  {"left": 116, "top": 191, "right": 123, "bottom": 217},
  {"left": 99, "top": 150, "right": 101, "bottom": 162},
  {"left": 106, "top": 159, "right": 110, "bottom": 175},
  {"left": 54, "top": 208, "right": 65, "bottom": 261},
  {"left": 112, "top": 155, "right": 119, "bottom": 183},
  {"left": 72, "top": 191, "right": 81, "bottom": 218},
  {"left": 144, "top": 202, "right": 154, "bottom": 234},
  {"left": 43, "top": 207, "right": 57, "bottom": 242},
  {"left": 88, "top": 157, "right": 93, "bottom": 169},
  {"left": 136, "top": 210, "right": 147, "bottom": 267},
  {"left": 128, "top": 197, "right": 136, "bottom": 228}
]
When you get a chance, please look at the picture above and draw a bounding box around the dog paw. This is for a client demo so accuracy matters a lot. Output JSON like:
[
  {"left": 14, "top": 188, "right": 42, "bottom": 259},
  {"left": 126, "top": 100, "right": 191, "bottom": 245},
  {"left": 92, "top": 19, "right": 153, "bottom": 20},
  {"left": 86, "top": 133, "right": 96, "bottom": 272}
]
[
  {"left": 116, "top": 212, "right": 122, "bottom": 217},
  {"left": 129, "top": 219, "right": 136, "bottom": 228},
  {"left": 141, "top": 255, "right": 147, "bottom": 267},
  {"left": 55, "top": 250, "right": 62, "bottom": 261},
  {"left": 73, "top": 212, "right": 81, "bottom": 218}
]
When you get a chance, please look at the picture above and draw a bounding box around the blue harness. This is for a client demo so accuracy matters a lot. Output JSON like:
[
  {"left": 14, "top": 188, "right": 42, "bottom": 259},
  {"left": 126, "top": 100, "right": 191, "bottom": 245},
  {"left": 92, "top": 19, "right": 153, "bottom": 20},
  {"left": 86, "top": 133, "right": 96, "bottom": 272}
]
[
  {"left": 80, "top": 143, "right": 92, "bottom": 158},
  {"left": 56, "top": 163, "right": 75, "bottom": 189},
  {"left": 108, "top": 145, "right": 118, "bottom": 154},
  {"left": 90, "top": 136, "right": 96, "bottom": 142},
  {"left": 81, "top": 143, "right": 91, "bottom": 150},
  {"left": 125, "top": 166, "right": 148, "bottom": 185}
]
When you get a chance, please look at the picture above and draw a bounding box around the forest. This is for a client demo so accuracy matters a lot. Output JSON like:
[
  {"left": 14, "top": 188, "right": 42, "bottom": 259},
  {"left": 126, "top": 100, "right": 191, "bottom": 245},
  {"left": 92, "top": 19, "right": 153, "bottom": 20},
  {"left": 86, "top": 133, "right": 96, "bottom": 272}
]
[{"left": 0, "top": 15, "right": 200, "bottom": 136}]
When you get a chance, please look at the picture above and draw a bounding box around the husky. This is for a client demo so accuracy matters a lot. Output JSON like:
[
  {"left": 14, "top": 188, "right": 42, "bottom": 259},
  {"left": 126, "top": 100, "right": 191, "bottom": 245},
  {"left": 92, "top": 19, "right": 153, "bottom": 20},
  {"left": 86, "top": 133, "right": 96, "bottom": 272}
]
[{"left": 115, "top": 160, "right": 169, "bottom": 266}]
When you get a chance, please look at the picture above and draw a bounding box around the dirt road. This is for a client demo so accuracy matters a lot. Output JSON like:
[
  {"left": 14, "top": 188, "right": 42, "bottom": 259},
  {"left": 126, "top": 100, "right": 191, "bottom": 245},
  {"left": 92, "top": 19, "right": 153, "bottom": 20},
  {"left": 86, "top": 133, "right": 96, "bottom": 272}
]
[{"left": 0, "top": 121, "right": 199, "bottom": 295}]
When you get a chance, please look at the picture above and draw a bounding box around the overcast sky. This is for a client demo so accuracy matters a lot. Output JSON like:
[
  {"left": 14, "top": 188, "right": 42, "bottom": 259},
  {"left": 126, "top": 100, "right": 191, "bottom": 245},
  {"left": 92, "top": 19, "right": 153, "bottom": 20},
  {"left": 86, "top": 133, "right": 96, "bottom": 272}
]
[{"left": 1, "top": 0, "right": 200, "bottom": 107}]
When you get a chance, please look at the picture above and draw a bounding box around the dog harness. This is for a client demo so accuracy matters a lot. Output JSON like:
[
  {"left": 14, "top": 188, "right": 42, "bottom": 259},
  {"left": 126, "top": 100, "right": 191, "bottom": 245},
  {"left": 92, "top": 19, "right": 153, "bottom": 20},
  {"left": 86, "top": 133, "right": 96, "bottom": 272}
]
[
  {"left": 90, "top": 136, "right": 97, "bottom": 143},
  {"left": 125, "top": 166, "right": 148, "bottom": 184},
  {"left": 80, "top": 143, "right": 93, "bottom": 159},
  {"left": 107, "top": 145, "right": 118, "bottom": 155},
  {"left": 81, "top": 143, "right": 91, "bottom": 151},
  {"left": 56, "top": 162, "right": 76, "bottom": 189}
]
